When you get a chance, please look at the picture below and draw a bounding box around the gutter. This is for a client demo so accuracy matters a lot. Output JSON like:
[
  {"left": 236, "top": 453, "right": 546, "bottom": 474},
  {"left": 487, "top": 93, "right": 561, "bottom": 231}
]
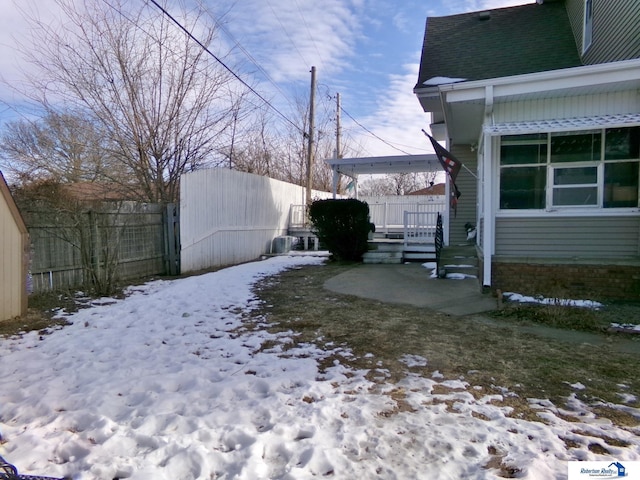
[{"left": 415, "top": 57, "right": 640, "bottom": 100}]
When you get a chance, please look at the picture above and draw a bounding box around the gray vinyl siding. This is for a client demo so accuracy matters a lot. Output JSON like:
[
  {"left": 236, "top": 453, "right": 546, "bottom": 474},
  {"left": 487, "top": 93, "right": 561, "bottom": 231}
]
[
  {"left": 449, "top": 145, "right": 477, "bottom": 245},
  {"left": 566, "top": 0, "right": 640, "bottom": 64},
  {"left": 495, "top": 216, "right": 640, "bottom": 259},
  {"left": 494, "top": 90, "right": 640, "bottom": 124}
]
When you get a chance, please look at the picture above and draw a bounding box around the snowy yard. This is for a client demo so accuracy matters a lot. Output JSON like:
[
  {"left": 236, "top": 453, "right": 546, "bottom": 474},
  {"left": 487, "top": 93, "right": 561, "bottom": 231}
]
[{"left": 0, "top": 254, "right": 638, "bottom": 479}]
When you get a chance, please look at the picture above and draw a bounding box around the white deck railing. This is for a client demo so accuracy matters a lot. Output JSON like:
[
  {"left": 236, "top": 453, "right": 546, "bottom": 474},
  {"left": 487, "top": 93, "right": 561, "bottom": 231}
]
[
  {"left": 403, "top": 211, "right": 439, "bottom": 245},
  {"left": 288, "top": 200, "right": 444, "bottom": 246},
  {"left": 289, "top": 204, "right": 308, "bottom": 229},
  {"left": 367, "top": 200, "right": 444, "bottom": 234}
]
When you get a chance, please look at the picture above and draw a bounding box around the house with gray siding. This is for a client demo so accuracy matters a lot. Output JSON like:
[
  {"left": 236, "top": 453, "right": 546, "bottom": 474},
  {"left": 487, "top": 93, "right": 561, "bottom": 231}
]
[{"left": 414, "top": 0, "right": 640, "bottom": 299}]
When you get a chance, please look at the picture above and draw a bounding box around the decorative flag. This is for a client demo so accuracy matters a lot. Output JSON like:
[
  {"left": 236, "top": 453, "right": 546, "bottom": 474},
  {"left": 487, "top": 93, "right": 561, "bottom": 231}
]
[
  {"left": 422, "top": 129, "right": 463, "bottom": 216},
  {"left": 423, "top": 130, "right": 462, "bottom": 197}
]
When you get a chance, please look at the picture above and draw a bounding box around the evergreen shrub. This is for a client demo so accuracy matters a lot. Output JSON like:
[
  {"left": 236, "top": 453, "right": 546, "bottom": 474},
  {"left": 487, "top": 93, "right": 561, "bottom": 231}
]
[{"left": 308, "top": 199, "right": 372, "bottom": 261}]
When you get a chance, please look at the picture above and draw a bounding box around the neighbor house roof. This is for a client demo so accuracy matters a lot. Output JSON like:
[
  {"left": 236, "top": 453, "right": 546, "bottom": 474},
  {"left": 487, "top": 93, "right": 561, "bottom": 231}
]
[
  {"left": 408, "top": 183, "right": 445, "bottom": 196},
  {"left": 62, "top": 182, "right": 142, "bottom": 202},
  {"left": 415, "top": 2, "right": 583, "bottom": 90}
]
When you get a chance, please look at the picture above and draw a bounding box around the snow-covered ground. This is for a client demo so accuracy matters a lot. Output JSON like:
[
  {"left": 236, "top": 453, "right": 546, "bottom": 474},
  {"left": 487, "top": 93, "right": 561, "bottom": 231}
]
[{"left": 1, "top": 254, "right": 638, "bottom": 479}]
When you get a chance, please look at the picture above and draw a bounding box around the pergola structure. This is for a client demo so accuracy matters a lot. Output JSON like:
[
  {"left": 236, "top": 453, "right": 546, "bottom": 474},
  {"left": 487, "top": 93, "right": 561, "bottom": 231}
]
[{"left": 325, "top": 154, "right": 442, "bottom": 198}]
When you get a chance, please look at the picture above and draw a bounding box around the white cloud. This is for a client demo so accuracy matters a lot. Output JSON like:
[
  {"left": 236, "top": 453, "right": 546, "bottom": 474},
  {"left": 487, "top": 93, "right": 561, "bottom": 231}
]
[
  {"left": 218, "top": 0, "right": 362, "bottom": 84},
  {"left": 349, "top": 62, "right": 433, "bottom": 158}
]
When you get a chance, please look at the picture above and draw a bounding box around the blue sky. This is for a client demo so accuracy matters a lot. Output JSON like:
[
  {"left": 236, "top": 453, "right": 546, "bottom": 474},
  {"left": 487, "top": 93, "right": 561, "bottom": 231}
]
[{"left": 0, "top": 0, "right": 532, "bottom": 158}]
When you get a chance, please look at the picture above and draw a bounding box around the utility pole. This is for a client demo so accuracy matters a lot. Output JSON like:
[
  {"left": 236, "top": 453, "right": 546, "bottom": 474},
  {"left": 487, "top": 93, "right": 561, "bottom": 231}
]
[
  {"left": 335, "top": 92, "right": 342, "bottom": 159},
  {"left": 306, "top": 66, "right": 316, "bottom": 205}
]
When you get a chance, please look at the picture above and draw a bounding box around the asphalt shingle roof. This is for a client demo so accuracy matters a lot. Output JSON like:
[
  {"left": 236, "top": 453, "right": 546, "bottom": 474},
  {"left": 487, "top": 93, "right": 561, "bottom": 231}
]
[{"left": 416, "top": 2, "right": 583, "bottom": 89}]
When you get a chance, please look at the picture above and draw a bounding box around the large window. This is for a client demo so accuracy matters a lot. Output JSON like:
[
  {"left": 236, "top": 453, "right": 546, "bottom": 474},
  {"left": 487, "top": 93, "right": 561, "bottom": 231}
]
[{"left": 499, "top": 127, "right": 640, "bottom": 210}]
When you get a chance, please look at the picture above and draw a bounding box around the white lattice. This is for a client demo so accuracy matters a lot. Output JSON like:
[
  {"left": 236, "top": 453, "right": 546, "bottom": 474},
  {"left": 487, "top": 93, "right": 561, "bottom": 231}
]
[{"left": 484, "top": 113, "right": 640, "bottom": 135}]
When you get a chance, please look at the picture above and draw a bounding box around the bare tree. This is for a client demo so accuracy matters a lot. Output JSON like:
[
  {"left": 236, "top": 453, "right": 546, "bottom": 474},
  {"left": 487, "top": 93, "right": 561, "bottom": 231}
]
[
  {"left": 358, "top": 171, "right": 438, "bottom": 196},
  {"left": 12, "top": 0, "right": 247, "bottom": 202},
  {"left": 12, "top": 180, "right": 135, "bottom": 296},
  {"left": 0, "top": 109, "right": 122, "bottom": 185},
  {"left": 221, "top": 90, "right": 349, "bottom": 193},
  {"left": 358, "top": 176, "right": 395, "bottom": 196}
]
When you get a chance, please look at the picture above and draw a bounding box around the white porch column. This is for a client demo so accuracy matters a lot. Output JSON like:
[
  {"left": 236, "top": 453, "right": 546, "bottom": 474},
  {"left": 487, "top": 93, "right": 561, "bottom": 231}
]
[
  {"left": 482, "top": 85, "right": 495, "bottom": 289},
  {"left": 482, "top": 134, "right": 494, "bottom": 288}
]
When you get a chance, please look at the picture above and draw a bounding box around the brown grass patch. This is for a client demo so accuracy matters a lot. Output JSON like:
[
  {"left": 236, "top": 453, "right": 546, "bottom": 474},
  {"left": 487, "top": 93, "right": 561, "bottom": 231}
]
[
  {"left": 248, "top": 262, "right": 640, "bottom": 429},
  {"left": 0, "top": 308, "right": 71, "bottom": 338},
  {"left": 483, "top": 446, "right": 523, "bottom": 478},
  {"left": 591, "top": 406, "right": 640, "bottom": 427},
  {"left": 572, "top": 430, "right": 632, "bottom": 447}
]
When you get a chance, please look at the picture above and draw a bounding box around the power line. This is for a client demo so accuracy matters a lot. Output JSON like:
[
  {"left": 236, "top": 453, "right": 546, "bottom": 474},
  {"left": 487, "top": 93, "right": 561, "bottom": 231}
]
[
  {"left": 339, "top": 106, "right": 414, "bottom": 156},
  {"left": 264, "top": 0, "right": 309, "bottom": 67},
  {"left": 145, "top": 0, "right": 303, "bottom": 135},
  {"left": 292, "top": 0, "right": 326, "bottom": 67},
  {"left": 197, "top": 2, "right": 297, "bottom": 113},
  {"left": 122, "top": 1, "right": 422, "bottom": 158},
  {"left": 317, "top": 84, "right": 430, "bottom": 157}
]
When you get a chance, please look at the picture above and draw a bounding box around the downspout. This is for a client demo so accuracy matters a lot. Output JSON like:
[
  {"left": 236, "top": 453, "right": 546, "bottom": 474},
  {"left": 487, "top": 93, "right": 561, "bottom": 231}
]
[{"left": 482, "top": 85, "right": 494, "bottom": 290}]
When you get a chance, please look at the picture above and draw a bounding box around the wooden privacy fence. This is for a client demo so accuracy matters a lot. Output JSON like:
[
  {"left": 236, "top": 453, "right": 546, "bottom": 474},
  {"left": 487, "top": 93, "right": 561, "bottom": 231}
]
[{"left": 27, "top": 203, "right": 175, "bottom": 293}]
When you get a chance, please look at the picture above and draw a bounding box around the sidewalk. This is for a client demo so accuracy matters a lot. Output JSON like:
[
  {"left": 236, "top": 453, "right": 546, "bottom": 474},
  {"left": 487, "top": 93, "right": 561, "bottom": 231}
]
[
  {"left": 323, "top": 262, "right": 640, "bottom": 353},
  {"left": 323, "top": 263, "right": 497, "bottom": 316}
]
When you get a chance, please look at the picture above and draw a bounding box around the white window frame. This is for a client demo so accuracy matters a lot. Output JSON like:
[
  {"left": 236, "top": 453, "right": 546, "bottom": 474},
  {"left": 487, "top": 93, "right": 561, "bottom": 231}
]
[
  {"left": 498, "top": 127, "right": 640, "bottom": 216},
  {"left": 583, "top": 0, "right": 593, "bottom": 54},
  {"left": 548, "top": 163, "right": 600, "bottom": 208}
]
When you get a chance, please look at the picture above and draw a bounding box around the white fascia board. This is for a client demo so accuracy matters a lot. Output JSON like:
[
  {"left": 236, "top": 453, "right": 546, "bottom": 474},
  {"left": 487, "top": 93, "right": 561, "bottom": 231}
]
[
  {"left": 414, "top": 86, "right": 443, "bottom": 113},
  {"left": 325, "top": 154, "right": 441, "bottom": 176},
  {"left": 439, "top": 58, "right": 640, "bottom": 104},
  {"left": 326, "top": 154, "right": 437, "bottom": 167}
]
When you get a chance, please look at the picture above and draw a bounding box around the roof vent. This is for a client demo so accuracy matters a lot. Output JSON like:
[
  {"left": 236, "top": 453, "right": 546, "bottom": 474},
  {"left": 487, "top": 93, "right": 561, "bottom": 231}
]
[{"left": 478, "top": 11, "right": 491, "bottom": 21}]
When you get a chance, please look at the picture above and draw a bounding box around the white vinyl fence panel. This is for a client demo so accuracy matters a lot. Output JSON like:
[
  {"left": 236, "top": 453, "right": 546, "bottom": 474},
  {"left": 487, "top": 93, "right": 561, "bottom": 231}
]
[
  {"left": 360, "top": 195, "right": 446, "bottom": 233},
  {"left": 180, "top": 168, "right": 327, "bottom": 273}
]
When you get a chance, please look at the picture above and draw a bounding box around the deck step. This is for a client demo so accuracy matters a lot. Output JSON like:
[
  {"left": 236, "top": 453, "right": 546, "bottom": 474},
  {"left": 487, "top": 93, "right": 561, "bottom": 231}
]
[
  {"left": 403, "top": 252, "right": 437, "bottom": 262},
  {"left": 385, "top": 232, "right": 404, "bottom": 239},
  {"left": 362, "top": 250, "right": 403, "bottom": 264}
]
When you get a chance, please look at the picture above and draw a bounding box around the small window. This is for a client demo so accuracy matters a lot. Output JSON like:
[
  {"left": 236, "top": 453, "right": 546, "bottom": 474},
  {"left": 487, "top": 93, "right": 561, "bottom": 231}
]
[
  {"left": 552, "top": 166, "right": 598, "bottom": 206},
  {"left": 583, "top": 0, "right": 593, "bottom": 53}
]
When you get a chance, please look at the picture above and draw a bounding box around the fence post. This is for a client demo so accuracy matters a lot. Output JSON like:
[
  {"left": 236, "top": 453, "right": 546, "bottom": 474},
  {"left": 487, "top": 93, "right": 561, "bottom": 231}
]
[
  {"left": 164, "top": 203, "right": 180, "bottom": 276},
  {"left": 89, "top": 210, "right": 101, "bottom": 285}
]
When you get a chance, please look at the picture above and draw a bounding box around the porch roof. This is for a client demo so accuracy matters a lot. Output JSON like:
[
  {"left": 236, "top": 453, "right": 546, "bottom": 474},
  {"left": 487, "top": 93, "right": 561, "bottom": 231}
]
[{"left": 325, "top": 154, "right": 440, "bottom": 178}]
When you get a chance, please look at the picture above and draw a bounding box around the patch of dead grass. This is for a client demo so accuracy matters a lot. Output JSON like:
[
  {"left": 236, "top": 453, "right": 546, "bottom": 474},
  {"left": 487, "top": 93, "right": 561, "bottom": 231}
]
[
  {"left": 572, "top": 430, "right": 632, "bottom": 447},
  {"left": 591, "top": 406, "right": 640, "bottom": 427},
  {"left": 249, "top": 262, "right": 640, "bottom": 429},
  {"left": 0, "top": 308, "right": 71, "bottom": 338},
  {"left": 484, "top": 446, "right": 523, "bottom": 478}
]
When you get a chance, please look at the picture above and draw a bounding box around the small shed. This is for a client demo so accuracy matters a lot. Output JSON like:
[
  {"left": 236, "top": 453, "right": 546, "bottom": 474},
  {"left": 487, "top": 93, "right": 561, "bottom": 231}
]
[{"left": 0, "top": 171, "right": 29, "bottom": 322}]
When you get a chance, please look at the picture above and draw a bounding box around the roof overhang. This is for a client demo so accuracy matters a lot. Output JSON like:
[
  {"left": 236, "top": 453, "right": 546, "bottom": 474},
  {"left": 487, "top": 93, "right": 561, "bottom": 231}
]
[
  {"left": 414, "top": 58, "right": 640, "bottom": 144},
  {"left": 325, "top": 154, "right": 440, "bottom": 178}
]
